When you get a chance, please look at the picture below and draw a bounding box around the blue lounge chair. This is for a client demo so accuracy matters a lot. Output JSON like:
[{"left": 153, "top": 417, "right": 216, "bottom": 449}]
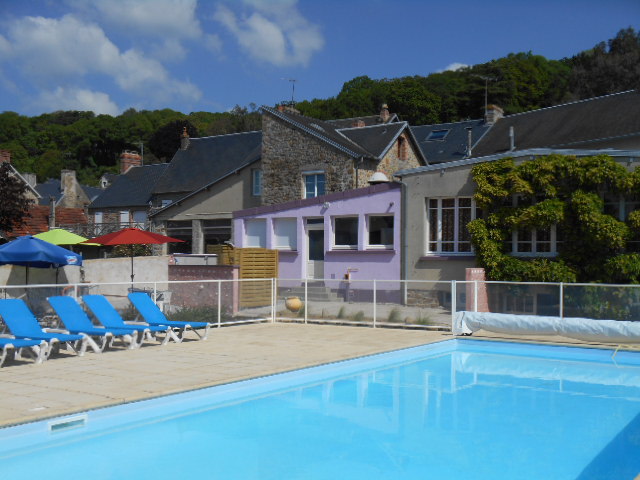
[
  {"left": 128, "top": 292, "right": 211, "bottom": 341},
  {"left": 48, "top": 296, "right": 141, "bottom": 350},
  {"left": 82, "top": 295, "right": 177, "bottom": 345},
  {"left": 0, "top": 298, "right": 93, "bottom": 356},
  {"left": 0, "top": 337, "right": 48, "bottom": 366}
]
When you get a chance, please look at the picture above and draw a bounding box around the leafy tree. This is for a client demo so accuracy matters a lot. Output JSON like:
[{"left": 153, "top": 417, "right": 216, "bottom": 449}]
[
  {"left": 148, "top": 120, "right": 198, "bottom": 162},
  {"left": 0, "top": 162, "right": 34, "bottom": 234}
]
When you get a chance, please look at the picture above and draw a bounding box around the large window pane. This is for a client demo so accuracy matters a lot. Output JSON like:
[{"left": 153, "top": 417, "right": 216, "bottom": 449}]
[
  {"left": 334, "top": 217, "right": 358, "bottom": 248},
  {"left": 245, "top": 219, "right": 266, "bottom": 247},
  {"left": 273, "top": 218, "right": 297, "bottom": 249},
  {"left": 304, "top": 173, "right": 325, "bottom": 198},
  {"left": 368, "top": 215, "right": 394, "bottom": 247}
]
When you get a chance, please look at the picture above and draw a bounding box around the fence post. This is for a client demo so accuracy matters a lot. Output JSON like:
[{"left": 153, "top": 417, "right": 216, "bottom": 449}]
[
  {"left": 373, "top": 279, "right": 377, "bottom": 328},
  {"left": 217, "top": 280, "right": 222, "bottom": 328},
  {"left": 73, "top": 284, "right": 78, "bottom": 298},
  {"left": 474, "top": 280, "right": 478, "bottom": 312},
  {"left": 559, "top": 282, "right": 564, "bottom": 320},
  {"left": 271, "top": 277, "right": 275, "bottom": 323},
  {"left": 451, "top": 280, "right": 457, "bottom": 329},
  {"left": 304, "top": 277, "right": 308, "bottom": 325},
  {"left": 153, "top": 282, "right": 157, "bottom": 302}
]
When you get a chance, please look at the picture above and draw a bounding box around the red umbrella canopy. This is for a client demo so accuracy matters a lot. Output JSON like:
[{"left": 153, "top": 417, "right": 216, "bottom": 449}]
[{"left": 85, "top": 228, "right": 183, "bottom": 245}]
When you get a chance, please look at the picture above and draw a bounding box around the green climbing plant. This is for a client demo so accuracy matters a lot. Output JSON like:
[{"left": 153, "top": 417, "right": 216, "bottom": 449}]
[{"left": 470, "top": 154, "right": 640, "bottom": 283}]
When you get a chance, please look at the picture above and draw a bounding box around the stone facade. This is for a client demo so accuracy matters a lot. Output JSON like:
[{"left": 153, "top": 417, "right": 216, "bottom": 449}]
[
  {"left": 261, "top": 114, "right": 423, "bottom": 204},
  {"left": 262, "top": 114, "right": 355, "bottom": 205}
]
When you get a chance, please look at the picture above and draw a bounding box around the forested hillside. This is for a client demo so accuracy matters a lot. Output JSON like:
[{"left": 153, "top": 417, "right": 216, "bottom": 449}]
[{"left": 1, "top": 28, "right": 638, "bottom": 187}]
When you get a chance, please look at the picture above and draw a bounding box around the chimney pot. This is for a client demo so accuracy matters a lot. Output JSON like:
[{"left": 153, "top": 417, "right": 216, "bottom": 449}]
[
  {"left": 351, "top": 119, "right": 366, "bottom": 128},
  {"left": 180, "top": 127, "right": 190, "bottom": 150},
  {"left": 485, "top": 104, "right": 504, "bottom": 124},
  {"left": 380, "top": 104, "right": 390, "bottom": 123},
  {"left": 120, "top": 150, "right": 142, "bottom": 173},
  {"left": 0, "top": 149, "right": 11, "bottom": 164}
]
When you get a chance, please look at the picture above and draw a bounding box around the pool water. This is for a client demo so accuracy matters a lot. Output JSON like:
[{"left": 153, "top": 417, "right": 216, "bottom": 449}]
[{"left": 1, "top": 339, "right": 640, "bottom": 479}]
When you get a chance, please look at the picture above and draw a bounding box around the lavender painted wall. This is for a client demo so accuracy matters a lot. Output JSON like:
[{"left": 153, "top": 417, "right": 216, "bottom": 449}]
[{"left": 233, "top": 183, "right": 401, "bottom": 281}]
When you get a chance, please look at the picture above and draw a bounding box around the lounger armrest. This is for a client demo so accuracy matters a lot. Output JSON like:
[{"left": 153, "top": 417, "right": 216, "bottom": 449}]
[
  {"left": 43, "top": 328, "right": 72, "bottom": 334},
  {"left": 124, "top": 321, "right": 148, "bottom": 326}
]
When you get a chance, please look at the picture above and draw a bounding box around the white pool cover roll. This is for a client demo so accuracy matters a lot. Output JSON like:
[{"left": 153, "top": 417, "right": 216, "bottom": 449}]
[{"left": 454, "top": 311, "right": 640, "bottom": 343}]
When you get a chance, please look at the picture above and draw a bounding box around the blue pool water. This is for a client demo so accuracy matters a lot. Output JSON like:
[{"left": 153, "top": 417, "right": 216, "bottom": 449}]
[{"left": 1, "top": 340, "right": 640, "bottom": 479}]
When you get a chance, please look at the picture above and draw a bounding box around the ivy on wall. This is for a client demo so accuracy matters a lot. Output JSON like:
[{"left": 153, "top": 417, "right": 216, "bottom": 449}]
[{"left": 469, "top": 154, "right": 640, "bottom": 283}]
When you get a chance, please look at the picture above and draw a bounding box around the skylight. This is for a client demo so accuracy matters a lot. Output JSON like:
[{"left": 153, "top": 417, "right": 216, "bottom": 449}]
[{"left": 426, "top": 129, "right": 450, "bottom": 141}]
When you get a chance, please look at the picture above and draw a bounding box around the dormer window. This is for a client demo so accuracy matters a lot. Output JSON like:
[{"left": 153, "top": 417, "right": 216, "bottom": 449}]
[{"left": 426, "top": 129, "right": 450, "bottom": 141}]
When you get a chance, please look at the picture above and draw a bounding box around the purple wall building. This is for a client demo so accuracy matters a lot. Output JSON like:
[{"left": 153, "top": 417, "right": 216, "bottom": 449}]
[{"left": 233, "top": 182, "right": 401, "bottom": 285}]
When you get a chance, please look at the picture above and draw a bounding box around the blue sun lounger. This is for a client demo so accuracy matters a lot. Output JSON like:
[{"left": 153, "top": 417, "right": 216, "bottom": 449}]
[
  {"left": 128, "top": 292, "right": 211, "bottom": 341},
  {"left": 0, "top": 298, "right": 93, "bottom": 356},
  {"left": 48, "top": 296, "right": 141, "bottom": 350},
  {"left": 0, "top": 337, "right": 48, "bottom": 366},
  {"left": 82, "top": 295, "right": 178, "bottom": 345}
]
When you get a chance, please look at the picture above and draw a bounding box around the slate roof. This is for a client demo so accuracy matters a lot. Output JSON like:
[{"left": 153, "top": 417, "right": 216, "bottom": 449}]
[
  {"left": 5, "top": 206, "right": 88, "bottom": 239},
  {"left": 152, "top": 131, "right": 262, "bottom": 195},
  {"left": 261, "top": 106, "right": 427, "bottom": 164},
  {"left": 35, "top": 178, "right": 104, "bottom": 205},
  {"left": 89, "top": 163, "right": 169, "bottom": 209},
  {"left": 473, "top": 90, "right": 640, "bottom": 157},
  {"left": 411, "top": 119, "right": 491, "bottom": 164},
  {"left": 327, "top": 113, "right": 399, "bottom": 129}
]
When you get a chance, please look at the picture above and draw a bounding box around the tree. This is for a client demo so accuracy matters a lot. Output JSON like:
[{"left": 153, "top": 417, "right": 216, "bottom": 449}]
[
  {"left": 0, "top": 162, "right": 34, "bottom": 234},
  {"left": 148, "top": 120, "right": 199, "bottom": 162}
]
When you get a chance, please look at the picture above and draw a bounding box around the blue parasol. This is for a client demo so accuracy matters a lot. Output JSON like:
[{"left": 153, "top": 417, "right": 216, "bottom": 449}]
[{"left": 0, "top": 235, "right": 82, "bottom": 284}]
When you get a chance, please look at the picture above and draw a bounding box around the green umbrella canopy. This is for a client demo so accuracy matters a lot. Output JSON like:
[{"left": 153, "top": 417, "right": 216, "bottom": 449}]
[{"left": 34, "top": 228, "right": 100, "bottom": 246}]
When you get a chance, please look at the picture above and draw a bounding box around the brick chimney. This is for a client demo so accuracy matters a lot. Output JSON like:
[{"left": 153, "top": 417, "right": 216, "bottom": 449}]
[
  {"left": 485, "top": 104, "right": 504, "bottom": 125},
  {"left": 120, "top": 150, "right": 142, "bottom": 174},
  {"left": 0, "top": 149, "right": 11, "bottom": 163},
  {"left": 351, "top": 119, "right": 366, "bottom": 128},
  {"left": 380, "top": 104, "right": 390, "bottom": 123},
  {"left": 180, "top": 127, "right": 190, "bottom": 150}
]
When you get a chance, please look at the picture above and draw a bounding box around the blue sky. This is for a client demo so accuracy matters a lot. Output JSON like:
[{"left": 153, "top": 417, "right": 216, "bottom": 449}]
[{"left": 0, "top": 0, "right": 638, "bottom": 117}]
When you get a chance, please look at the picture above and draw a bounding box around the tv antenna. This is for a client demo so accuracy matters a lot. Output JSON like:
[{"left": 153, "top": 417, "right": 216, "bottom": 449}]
[
  {"left": 281, "top": 78, "right": 297, "bottom": 104},
  {"left": 473, "top": 74, "right": 496, "bottom": 116}
]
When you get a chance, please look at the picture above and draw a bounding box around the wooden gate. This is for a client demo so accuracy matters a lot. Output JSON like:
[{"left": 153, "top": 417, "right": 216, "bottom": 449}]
[{"left": 207, "top": 245, "right": 278, "bottom": 307}]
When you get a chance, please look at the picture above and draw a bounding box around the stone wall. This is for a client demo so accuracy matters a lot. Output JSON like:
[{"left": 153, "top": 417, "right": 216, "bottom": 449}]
[{"left": 261, "top": 114, "right": 355, "bottom": 205}]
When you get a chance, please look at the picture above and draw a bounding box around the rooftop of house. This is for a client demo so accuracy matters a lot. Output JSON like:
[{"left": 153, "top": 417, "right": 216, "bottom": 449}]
[
  {"left": 472, "top": 90, "right": 640, "bottom": 157},
  {"left": 326, "top": 112, "right": 399, "bottom": 129},
  {"left": 5, "top": 206, "right": 88, "bottom": 239},
  {"left": 89, "top": 163, "right": 170, "bottom": 209},
  {"left": 261, "top": 106, "right": 427, "bottom": 164},
  {"left": 411, "top": 119, "right": 491, "bottom": 164},
  {"left": 152, "top": 131, "right": 262, "bottom": 195},
  {"left": 35, "top": 178, "right": 102, "bottom": 206}
]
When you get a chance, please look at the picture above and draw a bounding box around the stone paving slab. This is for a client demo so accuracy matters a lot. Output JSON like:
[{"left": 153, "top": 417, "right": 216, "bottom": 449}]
[{"left": 0, "top": 323, "right": 450, "bottom": 427}]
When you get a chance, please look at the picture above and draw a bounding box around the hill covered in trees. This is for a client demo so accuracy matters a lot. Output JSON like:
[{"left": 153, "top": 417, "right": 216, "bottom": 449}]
[{"left": 1, "top": 28, "right": 638, "bottom": 187}]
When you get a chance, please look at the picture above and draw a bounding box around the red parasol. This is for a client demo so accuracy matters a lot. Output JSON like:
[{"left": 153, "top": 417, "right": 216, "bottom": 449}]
[{"left": 85, "top": 228, "right": 183, "bottom": 283}]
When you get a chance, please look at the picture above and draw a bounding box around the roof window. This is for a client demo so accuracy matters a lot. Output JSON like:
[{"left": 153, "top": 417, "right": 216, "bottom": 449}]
[{"left": 426, "top": 129, "right": 450, "bottom": 141}]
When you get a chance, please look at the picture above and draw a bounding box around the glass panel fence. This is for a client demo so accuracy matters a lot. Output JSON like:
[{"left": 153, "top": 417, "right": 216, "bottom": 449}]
[{"left": 562, "top": 283, "right": 640, "bottom": 321}]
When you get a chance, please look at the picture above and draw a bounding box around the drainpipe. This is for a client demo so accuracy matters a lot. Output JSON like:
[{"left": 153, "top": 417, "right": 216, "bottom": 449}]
[
  {"left": 354, "top": 156, "right": 364, "bottom": 188},
  {"left": 393, "top": 175, "right": 409, "bottom": 305}
]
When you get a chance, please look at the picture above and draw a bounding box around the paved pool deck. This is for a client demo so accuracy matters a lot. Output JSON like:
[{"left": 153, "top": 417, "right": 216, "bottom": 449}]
[{"left": 0, "top": 323, "right": 633, "bottom": 428}]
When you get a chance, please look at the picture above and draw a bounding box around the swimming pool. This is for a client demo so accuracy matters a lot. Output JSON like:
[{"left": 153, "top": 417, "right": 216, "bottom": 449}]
[{"left": 1, "top": 339, "right": 639, "bottom": 479}]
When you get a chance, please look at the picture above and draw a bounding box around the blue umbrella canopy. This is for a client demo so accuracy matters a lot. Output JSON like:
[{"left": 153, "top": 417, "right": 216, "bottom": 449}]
[{"left": 0, "top": 235, "right": 82, "bottom": 268}]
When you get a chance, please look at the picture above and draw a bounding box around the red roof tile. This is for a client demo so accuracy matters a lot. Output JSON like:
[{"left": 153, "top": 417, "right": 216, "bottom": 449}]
[{"left": 6, "top": 206, "right": 88, "bottom": 239}]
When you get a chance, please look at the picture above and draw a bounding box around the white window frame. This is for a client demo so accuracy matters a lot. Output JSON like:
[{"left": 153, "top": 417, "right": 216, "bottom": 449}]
[
  {"left": 119, "top": 210, "right": 130, "bottom": 227},
  {"left": 252, "top": 169, "right": 263, "bottom": 196},
  {"left": 367, "top": 214, "right": 394, "bottom": 249},
  {"left": 426, "top": 197, "right": 477, "bottom": 255},
  {"left": 245, "top": 219, "right": 267, "bottom": 247},
  {"left": 94, "top": 211, "right": 103, "bottom": 224},
  {"left": 333, "top": 216, "right": 358, "bottom": 250},
  {"left": 273, "top": 217, "right": 297, "bottom": 250},
  {"left": 303, "top": 171, "right": 326, "bottom": 199},
  {"left": 507, "top": 196, "right": 558, "bottom": 257}
]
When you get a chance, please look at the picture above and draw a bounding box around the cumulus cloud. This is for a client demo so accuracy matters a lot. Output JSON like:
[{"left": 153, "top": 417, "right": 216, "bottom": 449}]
[
  {"left": 36, "top": 87, "right": 120, "bottom": 115},
  {"left": 1, "top": 14, "right": 201, "bottom": 105},
  {"left": 214, "top": 0, "right": 324, "bottom": 66},
  {"left": 438, "top": 62, "right": 469, "bottom": 73},
  {"left": 70, "top": 0, "right": 202, "bottom": 39}
]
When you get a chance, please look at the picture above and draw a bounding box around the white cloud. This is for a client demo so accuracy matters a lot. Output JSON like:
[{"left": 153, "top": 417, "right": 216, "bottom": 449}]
[
  {"left": 71, "top": 0, "right": 202, "bottom": 39},
  {"left": 214, "top": 1, "right": 324, "bottom": 66},
  {"left": 438, "top": 62, "right": 469, "bottom": 73},
  {"left": 1, "top": 14, "right": 201, "bottom": 104},
  {"left": 204, "top": 33, "right": 223, "bottom": 55},
  {"left": 36, "top": 87, "right": 120, "bottom": 115}
]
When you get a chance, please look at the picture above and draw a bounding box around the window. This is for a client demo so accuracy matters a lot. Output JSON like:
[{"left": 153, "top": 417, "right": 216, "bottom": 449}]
[
  {"left": 397, "top": 137, "right": 407, "bottom": 161},
  {"left": 245, "top": 219, "right": 266, "bottom": 247},
  {"left": 334, "top": 217, "right": 358, "bottom": 249},
  {"left": 427, "top": 197, "right": 477, "bottom": 254},
  {"left": 252, "top": 169, "right": 262, "bottom": 196},
  {"left": 119, "top": 211, "right": 130, "bottom": 227},
  {"left": 505, "top": 196, "right": 558, "bottom": 256},
  {"left": 304, "top": 172, "right": 325, "bottom": 199},
  {"left": 426, "top": 129, "right": 450, "bottom": 141},
  {"left": 273, "top": 218, "right": 297, "bottom": 249},
  {"left": 368, "top": 215, "right": 394, "bottom": 248},
  {"left": 132, "top": 211, "right": 147, "bottom": 227},
  {"left": 94, "top": 211, "right": 103, "bottom": 224}
]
